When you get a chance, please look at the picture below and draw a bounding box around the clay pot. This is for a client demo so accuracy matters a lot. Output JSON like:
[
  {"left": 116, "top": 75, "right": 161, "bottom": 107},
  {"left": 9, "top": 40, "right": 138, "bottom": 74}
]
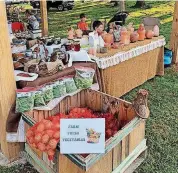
[
  {"left": 75, "top": 29, "right": 83, "bottom": 38},
  {"left": 137, "top": 24, "right": 146, "bottom": 41},
  {"left": 145, "top": 30, "right": 154, "bottom": 39},
  {"left": 130, "top": 32, "right": 139, "bottom": 43},
  {"left": 120, "top": 27, "right": 130, "bottom": 45},
  {"left": 103, "top": 33, "right": 114, "bottom": 44},
  {"left": 153, "top": 25, "right": 159, "bottom": 37},
  {"left": 68, "top": 27, "right": 75, "bottom": 40}
]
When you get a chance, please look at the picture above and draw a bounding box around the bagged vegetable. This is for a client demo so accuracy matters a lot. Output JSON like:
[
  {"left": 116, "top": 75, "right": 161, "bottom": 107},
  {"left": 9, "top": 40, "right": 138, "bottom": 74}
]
[
  {"left": 74, "top": 66, "right": 95, "bottom": 89},
  {"left": 16, "top": 89, "right": 34, "bottom": 113},
  {"left": 42, "top": 85, "right": 54, "bottom": 103},
  {"left": 34, "top": 90, "right": 46, "bottom": 107},
  {"left": 53, "top": 80, "right": 66, "bottom": 98},
  {"left": 63, "top": 76, "right": 78, "bottom": 93}
]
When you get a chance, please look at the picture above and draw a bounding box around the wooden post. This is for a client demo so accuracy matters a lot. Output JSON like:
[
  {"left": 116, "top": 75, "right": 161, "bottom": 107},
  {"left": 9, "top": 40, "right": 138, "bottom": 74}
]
[
  {"left": 170, "top": 1, "right": 178, "bottom": 63},
  {"left": 0, "top": 1, "right": 23, "bottom": 160},
  {"left": 40, "top": 0, "right": 48, "bottom": 36}
]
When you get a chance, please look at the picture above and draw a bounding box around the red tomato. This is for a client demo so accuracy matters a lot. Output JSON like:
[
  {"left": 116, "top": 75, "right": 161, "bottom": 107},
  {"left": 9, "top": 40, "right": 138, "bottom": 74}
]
[
  {"left": 26, "top": 130, "right": 34, "bottom": 138},
  {"left": 53, "top": 131, "right": 60, "bottom": 140},
  {"left": 36, "top": 123, "right": 45, "bottom": 133},
  {"left": 49, "top": 139, "right": 58, "bottom": 150},
  {"left": 34, "top": 133, "right": 42, "bottom": 143},
  {"left": 45, "top": 130, "right": 54, "bottom": 138},
  {"left": 37, "top": 142, "right": 46, "bottom": 151},
  {"left": 41, "top": 134, "right": 50, "bottom": 144}
]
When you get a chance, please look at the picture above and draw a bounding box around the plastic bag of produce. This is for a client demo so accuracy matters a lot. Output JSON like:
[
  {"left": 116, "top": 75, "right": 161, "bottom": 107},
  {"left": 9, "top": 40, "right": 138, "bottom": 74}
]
[
  {"left": 63, "top": 76, "right": 78, "bottom": 93},
  {"left": 42, "top": 85, "right": 54, "bottom": 103},
  {"left": 16, "top": 89, "right": 35, "bottom": 113},
  {"left": 74, "top": 66, "right": 95, "bottom": 89},
  {"left": 52, "top": 80, "right": 67, "bottom": 98},
  {"left": 26, "top": 115, "right": 61, "bottom": 160},
  {"left": 34, "top": 89, "right": 46, "bottom": 107}
]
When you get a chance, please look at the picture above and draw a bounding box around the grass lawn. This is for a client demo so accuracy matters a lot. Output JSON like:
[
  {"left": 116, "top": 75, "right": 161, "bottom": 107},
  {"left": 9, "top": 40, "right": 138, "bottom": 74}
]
[{"left": 1, "top": 1, "right": 177, "bottom": 173}]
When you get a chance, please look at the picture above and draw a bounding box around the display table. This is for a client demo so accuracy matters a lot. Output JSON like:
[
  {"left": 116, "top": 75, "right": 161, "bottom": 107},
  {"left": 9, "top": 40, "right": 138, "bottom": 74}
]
[{"left": 90, "top": 36, "right": 165, "bottom": 97}]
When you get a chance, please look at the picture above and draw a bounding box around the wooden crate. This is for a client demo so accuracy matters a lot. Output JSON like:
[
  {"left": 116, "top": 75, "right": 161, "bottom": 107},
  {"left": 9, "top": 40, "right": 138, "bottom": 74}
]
[{"left": 23, "top": 89, "right": 147, "bottom": 173}]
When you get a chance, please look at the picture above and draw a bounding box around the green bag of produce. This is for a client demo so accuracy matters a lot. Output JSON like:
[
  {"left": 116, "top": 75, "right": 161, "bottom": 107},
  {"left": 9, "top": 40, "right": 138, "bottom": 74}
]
[
  {"left": 53, "top": 80, "right": 67, "bottom": 98},
  {"left": 63, "top": 76, "right": 78, "bottom": 93},
  {"left": 74, "top": 66, "right": 95, "bottom": 89},
  {"left": 16, "top": 89, "right": 35, "bottom": 113}
]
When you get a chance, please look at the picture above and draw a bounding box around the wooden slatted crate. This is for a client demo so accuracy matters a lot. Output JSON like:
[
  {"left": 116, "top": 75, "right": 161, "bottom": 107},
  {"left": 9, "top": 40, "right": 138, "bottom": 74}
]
[{"left": 23, "top": 89, "right": 147, "bottom": 173}]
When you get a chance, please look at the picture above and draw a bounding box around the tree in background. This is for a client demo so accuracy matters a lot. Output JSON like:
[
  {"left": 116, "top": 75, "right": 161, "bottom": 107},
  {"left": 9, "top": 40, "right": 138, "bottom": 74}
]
[
  {"left": 133, "top": 0, "right": 151, "bottom": 9},
  {"left": 110, "top": 0, "right": 125, "bottom": 11}
]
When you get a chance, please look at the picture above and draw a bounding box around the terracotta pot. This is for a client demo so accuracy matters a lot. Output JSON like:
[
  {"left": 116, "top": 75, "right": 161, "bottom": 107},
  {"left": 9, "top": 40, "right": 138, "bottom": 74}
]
[
  {"left": 153, "top": 25, "right": 159, "bottom": 37},
  {"left": 120, "top": 27, "right": 130, "bottom": 45},
  {"left": 75, "top": 29, "right": 83, "bottom": 38},
  {"left": 137, "top": 24, "right": 146, "bottom": 41},
  {"left": 145, "top": 30, "right": 154, "bottom": 39},
  {"left": 130, "top": 32, "right": 139, "bottom": 43},
  {"left": 103, "top": 33, "right": 114, "bottom": 44}
]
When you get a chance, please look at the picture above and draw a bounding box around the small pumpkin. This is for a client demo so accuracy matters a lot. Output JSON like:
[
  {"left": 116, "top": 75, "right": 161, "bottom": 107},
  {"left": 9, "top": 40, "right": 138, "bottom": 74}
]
[{"left": 145, "top": 30, "right": 154, "bottom": 39}]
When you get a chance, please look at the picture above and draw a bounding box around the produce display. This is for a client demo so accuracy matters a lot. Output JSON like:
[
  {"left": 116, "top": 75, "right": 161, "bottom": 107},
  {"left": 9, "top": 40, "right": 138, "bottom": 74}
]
[
  {"left": 15, "top": 68, "right": 95, "bottom": 112},
  {"left": 74, "top": 67, "right": 95, "bottom": 89},
  {"left": 26, "top": 108, "right": 120, "bottom": 160}
]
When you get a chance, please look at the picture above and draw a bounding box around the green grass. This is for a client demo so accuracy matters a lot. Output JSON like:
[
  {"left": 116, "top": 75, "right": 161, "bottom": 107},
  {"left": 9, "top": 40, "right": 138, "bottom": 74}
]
[
  {"left": 122, "top": 67, "right": 178, "bottom": 173},
  {"left": 1, "top": 1, "right": 177, "bottom": 173}
]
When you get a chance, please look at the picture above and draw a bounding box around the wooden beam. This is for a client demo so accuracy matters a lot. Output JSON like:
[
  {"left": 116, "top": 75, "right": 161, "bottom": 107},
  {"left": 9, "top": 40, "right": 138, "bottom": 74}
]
[
  {"left": 170, "top": 1, "right": 178, "bottom": 63},
  {"left": 0, "top": 1, "right": 23, "bottom": 160},
  {"left": 40, "top": 0, "right": 48, "bottom": 36}
]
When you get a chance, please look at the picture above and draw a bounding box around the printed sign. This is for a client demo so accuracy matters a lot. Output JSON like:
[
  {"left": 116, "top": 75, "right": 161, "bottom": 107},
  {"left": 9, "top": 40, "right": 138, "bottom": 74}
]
[{"left": 60, "top": 118, "right": 105, "bottom": 154}]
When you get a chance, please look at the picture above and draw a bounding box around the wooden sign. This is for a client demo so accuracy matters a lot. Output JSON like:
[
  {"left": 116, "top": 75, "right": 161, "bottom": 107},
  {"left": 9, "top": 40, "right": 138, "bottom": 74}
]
[{"left": 60, "top": 118, "right": 105, "bottom": 154}]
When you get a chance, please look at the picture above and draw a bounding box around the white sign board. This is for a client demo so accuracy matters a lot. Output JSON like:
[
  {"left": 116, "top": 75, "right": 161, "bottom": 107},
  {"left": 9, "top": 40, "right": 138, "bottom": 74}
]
[{"left": 60, "top": 118, "right": 105, "bottom": 154}]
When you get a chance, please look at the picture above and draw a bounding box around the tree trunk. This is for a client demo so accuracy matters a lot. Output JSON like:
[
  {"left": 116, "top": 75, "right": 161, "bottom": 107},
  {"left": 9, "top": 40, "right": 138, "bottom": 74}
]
[
  {"left": 120, "top": 0, "right": 125, "bottom": 11},
  {"left": 135, "top": 0, "right": 146, "bottom": 8}
]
